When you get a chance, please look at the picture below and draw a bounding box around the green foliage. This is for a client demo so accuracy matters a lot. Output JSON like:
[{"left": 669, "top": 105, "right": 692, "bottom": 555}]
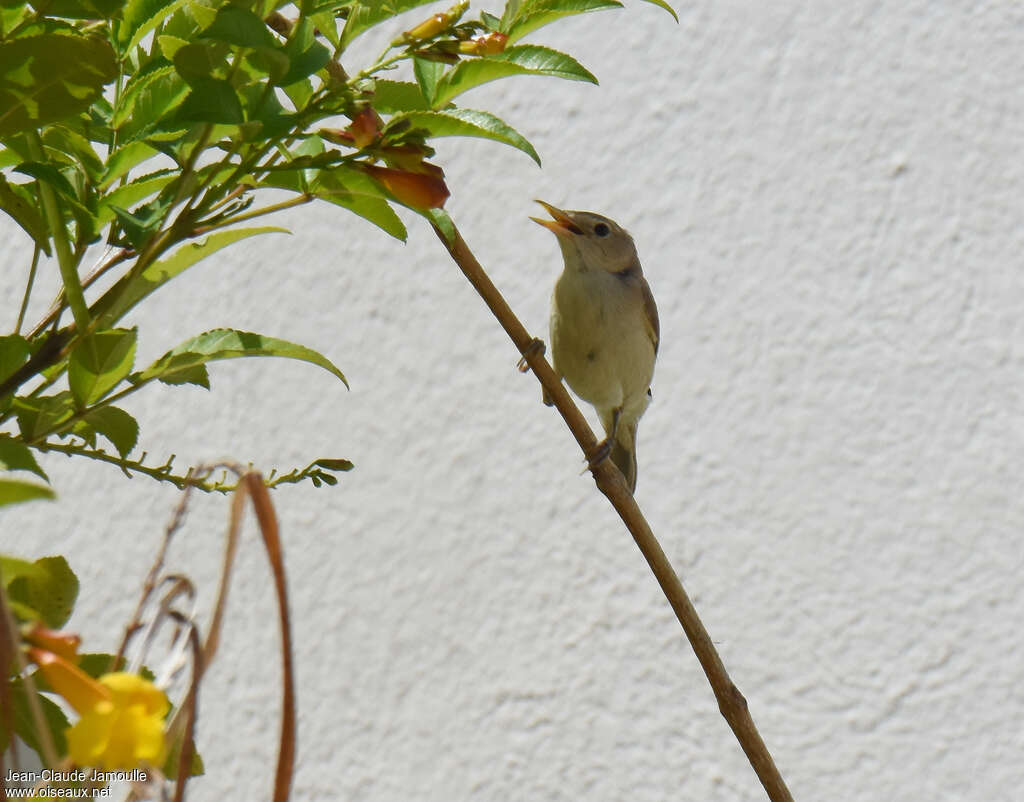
[
  {"left": 1, "top": 555, "right": 78, "bottom": 627},
  {"left": 0, "top": 0, "right": 675, "bottom": 497}
]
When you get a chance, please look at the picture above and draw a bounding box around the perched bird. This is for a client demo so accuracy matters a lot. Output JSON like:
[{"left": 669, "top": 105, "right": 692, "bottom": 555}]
[{"left": 531, "top": 200, "right": 659, "bottom": 492}]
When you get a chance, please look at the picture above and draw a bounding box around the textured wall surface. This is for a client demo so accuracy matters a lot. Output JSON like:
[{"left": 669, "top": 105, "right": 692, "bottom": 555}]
[{"left": 4, "top": 1, "right": 1024, "bottom": 799}]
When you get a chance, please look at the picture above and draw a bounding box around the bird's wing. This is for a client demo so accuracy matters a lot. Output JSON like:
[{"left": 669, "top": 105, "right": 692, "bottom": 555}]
[{"left": 641, "top": 277, "right": 660, "bottom": 355}]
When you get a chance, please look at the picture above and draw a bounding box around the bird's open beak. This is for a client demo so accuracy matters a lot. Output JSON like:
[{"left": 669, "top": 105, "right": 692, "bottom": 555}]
[{"left": 530, "top": 200, "right": 583, "bottom": 237}]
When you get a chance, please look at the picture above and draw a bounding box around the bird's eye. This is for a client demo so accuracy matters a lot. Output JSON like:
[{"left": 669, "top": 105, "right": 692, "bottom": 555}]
[{"left": 594, "top": 222, "right": 610, "bottom": 237}]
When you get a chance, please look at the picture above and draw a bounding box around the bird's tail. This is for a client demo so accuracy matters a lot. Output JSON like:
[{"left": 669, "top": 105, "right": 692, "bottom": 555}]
[{"left": 602, "top": 414, "right": 638, "bottom": 493}]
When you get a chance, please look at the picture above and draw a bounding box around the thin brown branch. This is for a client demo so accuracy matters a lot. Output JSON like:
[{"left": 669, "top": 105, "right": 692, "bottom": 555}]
[{"left": 431, "top": 217, "right": 793, "bottom": 802}]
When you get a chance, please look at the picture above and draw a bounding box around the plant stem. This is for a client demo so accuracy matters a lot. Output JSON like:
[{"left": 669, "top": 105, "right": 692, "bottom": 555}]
[
  {"left": 431, "top": 216, "right": 793, "bottom": 802},
  {"left": 26, "top": 131, "right": 90, "bottom": 333},
  {"left": 15, "top": 244, "right": 41, "bottom": 334},
  {"left": 196, "top": 194, "right": 313, "bottom": 233}
]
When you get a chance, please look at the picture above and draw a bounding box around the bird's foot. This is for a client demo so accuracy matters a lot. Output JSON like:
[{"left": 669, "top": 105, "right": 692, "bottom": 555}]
[
  {"left": 582, "top": 438, "right": 612, "bottom": 474},
  {"left": 517, "top": 338, "right": 546, "bottom": 373}
]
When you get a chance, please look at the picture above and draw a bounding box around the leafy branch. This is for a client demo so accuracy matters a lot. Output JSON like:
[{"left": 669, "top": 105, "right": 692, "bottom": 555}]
[{"left": 31, "top": 441, "right": 352, "bottom": 494}]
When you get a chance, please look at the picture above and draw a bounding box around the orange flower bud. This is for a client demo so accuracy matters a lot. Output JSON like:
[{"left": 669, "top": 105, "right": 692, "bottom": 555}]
[
  {"left": 458, "top": 32, "right": 508, "bottom": 56},
  {"left": 363, "top": 164, "right": 449, "bottom": 210},
  {"left": 28, "top": 647, "right": 111, "bottom": 715},
  {"left": 23, "top": 623, "right": 81, "bottom": 661},
  {"left": 394, "top": 0, "right": 469, "bottom": 44},
  {"left": 346, "top": 107, "right": 382, "bottom": 149}
]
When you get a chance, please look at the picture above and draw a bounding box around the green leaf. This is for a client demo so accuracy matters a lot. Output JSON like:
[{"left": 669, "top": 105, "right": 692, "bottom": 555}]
[
  {"left": 84, "top": 406, "right": 138, "bottom": 457},
  {"left": 504, "top": 0, "right": 622, "bottom": 43},
  {"left": 432, "top": 44, "right": 596, "bottom": 107},
  {"left": 14, "top": 392, "right": 75, "bottom": 442},
  {"left": 100, "top": 141, "right": 160, "bottom": 188},
  {"left": 413, "top": 56, "right": 445, "bottom": 107},
  {"left": 202, "top": 5, "right": 278, "bottom": 49},
  {"left": 13, "top": 161, "right": 77, "bottom": 201},
  {"left": 277, "top": 18, "right": 330, "bottom": 86},
  {"left": 371, "top": 79, "right": 432, "bottom": 113},
  {"left": 0, "top": 434, "right": 48, "bottom": 481},
  {"left": 173, "top": 41, "right": 230, "bottom": 84},
  {"left": 2, "top": 678, "right": 69, "bottom": 762},
  {"left": 109, "top": 197, "right": 169, "bottom": 250},
  {"left": 639, "top": 0, "right": 677, "bottom": 22},
  {"left": 112, "top": 66, "right": 190, "bottom": 141},
  {"left": 0, "top": 335, "right": 30, "bottom": 384},
  {"left": 316, "top": 165, "right": 407, "bottom": 241},
  {"left": 158, "top": 362, "right": 210, "bottom": 388},
  {"left": 28, "top": 0, "right": 127, "bottom": 18},
  {"left": 0, "top": 33, "right": 117, "bottom": 137},
  {"left": 97, "top": 171, "right": 175, "bottom": 226},
  {"left": 309, "top": 8, "right": 341, "bottom": 48},
  {"left": 177, "top": 77, "right": 244, "bottom": 124},
  {"left": 118, "top": 0, "right": 188, "bottom": 53},
  {"left": 68, "top": 328, "right": 137, "bottom": 407},
  {"left": 2, "top": 556, "right": 76, "bottom": 626},
  {"left": 41, "top": 126, "right": 104, "bottom": 183},
  {"left": 389, "top": 108, "right": 540, "bottom": 164},
  {"left": 94, "top": 227, "right": 289, "bottom": 327},
  {"left": 137, "top": 328, "right": 348, "bottom": 387},
  {"left": 313, "top": 457, "right": 354, "bottom": 472},
  {"left": 0, "top": 175, "right": 50, "bottom": 255},
  {"left": 339, "top": 0, "right": 435, "bottom": 50}
]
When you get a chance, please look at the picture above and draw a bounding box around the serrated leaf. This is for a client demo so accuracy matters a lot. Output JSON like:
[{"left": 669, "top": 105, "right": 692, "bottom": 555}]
[
  {"left": 390, "top": 108, "right": 540, "bottom": 164},
  {"left": 158, "top": 362, "right": 210, "bottom": 388},
  {"left": 339, "top": 0, "right": 436, "bottom": 50},
  {"left": 173, "top": 41, "right": 230, "bottom": 84},
  {"left": 316, "top": 166, "right": 407, "bottom": 241},
  {"left": 0, "top": 33, "right": 117, "bottom": 137},
  {"left": 119, "top": 0, "right": 188, "bottom": 53},
  {"left": 100, "top": 141, "right": 160, "bottom": 189},
  {"left": 432, "top": 45, "right": 596, "bottom": 107},
  {"left": 0, "top": 434, "right": 48, "bottom": 481},
  {"left": 112, "top": 66, "right": 190, "bottom": 141},
  {"left": 93, "top": 227, "right": 288, "bottom": 327},
  {"left": 176, "top": 77, "right": 244, "bottom": 124},
  {"left": 84, "top": 406, "right": 138, "bottom": 457},
  {"left": 68, "top": 328, "right": 137, "bottom": 407},
  {"left": 97, "top": 171, "right": 175, "bottom": 226},
  {"left": 3, "top": 556, "right": 76, "bottom": 626},
  {"left": 14, "top": 392, "right": 76, "bottom": 442},
  {"left": 371, "top": 79, "right": 432, "bottom": 113},
  {"left": 29, "top": 0, "right": 127, "bottom": 19},
  {"left": 41, "top": 126, "right": 104, "bottom": 183},
  {"left": 202, "top": 5, "right": 278, "bottom": 49},
  {"left": 0, "top": 176, "right": 50, "bottom": 255},
  {"left": 137, "top": 328, "right": 348, "bottom": 387},
  {"left": 505, "top": 0, "right": 622, "bottom": 43},
  {"left": 14, "top": 161, "right": 78, "bottom": 200},
  {"left": 277, "top": 18, "right": 330, "bottom": 86},
  {"left": 413, "top": 56, "right": 445, "bottom": 106}
]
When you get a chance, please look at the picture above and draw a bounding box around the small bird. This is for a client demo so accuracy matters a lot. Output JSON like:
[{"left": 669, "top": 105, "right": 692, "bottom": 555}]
[{"left": 531, "top": 200, "right": 659, "bottom": 492}]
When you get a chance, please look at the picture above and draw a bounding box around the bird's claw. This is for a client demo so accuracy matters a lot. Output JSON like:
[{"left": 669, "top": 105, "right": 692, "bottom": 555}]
[
  {"left": 517, "top": 338, "right": 546, "bottom": 373},
  {"left": 581, "top": 439, "right": 612, "bottom": 474}
]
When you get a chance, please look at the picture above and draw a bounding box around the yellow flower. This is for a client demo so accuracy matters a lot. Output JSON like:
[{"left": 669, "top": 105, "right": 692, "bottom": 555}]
[{"left": 65, "top": 672, "right": 169, "bottom": 771}]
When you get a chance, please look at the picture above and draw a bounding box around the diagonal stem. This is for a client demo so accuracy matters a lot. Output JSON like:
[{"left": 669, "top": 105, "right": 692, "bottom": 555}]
[{"left": 430, "top": 216, "right": 793, "bottom": 802}]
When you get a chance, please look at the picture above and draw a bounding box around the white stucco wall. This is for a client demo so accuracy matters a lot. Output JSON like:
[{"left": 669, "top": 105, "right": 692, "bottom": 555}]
[{"left": 4, "top": 1, "right": 1023, "bottom": 799}]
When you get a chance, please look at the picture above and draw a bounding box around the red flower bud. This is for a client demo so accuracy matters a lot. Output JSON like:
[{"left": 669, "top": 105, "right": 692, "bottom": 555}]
[
  {"left": 363, "top": 164, "right": 449, "bottom": 210},
  {"left": 458, "top": 32, "right": 508, "bottom": 56}
]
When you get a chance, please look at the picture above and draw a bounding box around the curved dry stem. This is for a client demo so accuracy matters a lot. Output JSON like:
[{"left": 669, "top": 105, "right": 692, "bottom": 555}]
[{"left": 430, "top": 217, "right": 793, "bottom": 802}]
